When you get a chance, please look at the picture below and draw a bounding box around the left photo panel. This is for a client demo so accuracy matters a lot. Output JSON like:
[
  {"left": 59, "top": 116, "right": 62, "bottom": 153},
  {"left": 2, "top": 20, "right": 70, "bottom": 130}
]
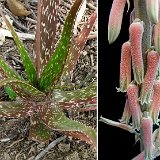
[{"left": 0, "top": 0, "right": 97, "bottom": 159}]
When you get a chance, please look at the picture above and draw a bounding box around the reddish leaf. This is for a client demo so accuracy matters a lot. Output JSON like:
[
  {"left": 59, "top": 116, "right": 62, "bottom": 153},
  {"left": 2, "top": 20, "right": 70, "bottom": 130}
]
[
  {"left": 34, "top": 0, "right": 59, "bottom": 78},
  {"left": 0, "top": 101, "right": 33, "bottom": 118},
  {"left": 62, "top": 11, "right": 97, "bottom": 78},
  {"left": 37, "top": 103, "right": 96, "bottom": 147},
  {"left": 29, "top": 115, "right": 51, "bottom": 143},
  {"left": 52, "top": 82, "right": 96, "bottom": 108},
  {"left": 0, "top": 78, "right": 46, "bottom": 102}
]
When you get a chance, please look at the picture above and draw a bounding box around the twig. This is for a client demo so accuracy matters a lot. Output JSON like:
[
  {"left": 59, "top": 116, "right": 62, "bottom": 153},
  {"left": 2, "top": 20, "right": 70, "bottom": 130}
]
[
  {"left": 0, "top": 28, "right": 35, "bottom": 42},
  {"left": 6, "top": 138, "right": 24, "bottom": 148},
  {"left": 25, "top": 17, "right": 37, "bottom": 24},
  {"left": 0, "top": 138, "right": 10, "bottom": 142},
  {"left": 35, "top": 136, "right": 65, "bottom": 160},
  {"left": 88, "top": 31, "right": 97, "bottom": 40},
  {"left": 87, "top": 3, "right": 96, "bottom": 10}
]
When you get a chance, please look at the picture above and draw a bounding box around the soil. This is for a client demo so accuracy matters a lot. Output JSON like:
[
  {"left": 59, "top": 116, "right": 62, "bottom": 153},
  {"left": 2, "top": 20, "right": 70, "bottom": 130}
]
[{"left": 0, "top": 0, "right": 97, "bottom": 160}]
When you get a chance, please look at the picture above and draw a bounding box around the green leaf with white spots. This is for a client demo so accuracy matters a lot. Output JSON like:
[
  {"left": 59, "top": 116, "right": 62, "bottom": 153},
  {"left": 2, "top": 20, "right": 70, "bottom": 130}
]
[
  {"left": 39, "top": 0, "right": 84, "bottom": 91},
  {"left": 0, "top": 78, "right": 46, "bottom": 102},
  {"left": 29, "top": 115, "right": 51, "bottom": 143},
  {"left": 0, "top": 56, "right": 22, "bottom": 80},
  {"left": 52, "top": 82, "right": 96, "bottom": 108},
  {"left": 0, "top": 9, "right": 36, "bottom": 85},
  {"left": 38, "top": 103, "right": 96, "bottom": 147},
  {"left": 61, "top": 12, "right": 97, "bottom": 78},
  {"left": 0, "top": 101, "right": 32, "bottom": 118}
]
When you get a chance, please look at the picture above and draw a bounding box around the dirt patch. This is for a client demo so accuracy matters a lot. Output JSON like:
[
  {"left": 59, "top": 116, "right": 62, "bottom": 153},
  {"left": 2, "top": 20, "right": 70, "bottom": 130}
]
[{"left": 0, "top": 0, "right": 97, "bottom": 159}]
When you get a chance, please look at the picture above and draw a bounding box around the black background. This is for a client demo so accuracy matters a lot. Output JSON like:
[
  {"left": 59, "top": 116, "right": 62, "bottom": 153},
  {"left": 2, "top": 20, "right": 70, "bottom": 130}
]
[{"left": 98, "top": 0, "right": 141, "bottom": 159}]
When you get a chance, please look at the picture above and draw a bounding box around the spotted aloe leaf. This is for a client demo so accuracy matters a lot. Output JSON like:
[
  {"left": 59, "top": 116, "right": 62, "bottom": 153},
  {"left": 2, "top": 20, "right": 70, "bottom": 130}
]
[
  {"left": 34, "top": 0, "right": 59, "bottom": 78},
  {"left": 61, "top": 11, "right": 97, "bottom": 78},
  {"left": 52, "top": 82, "right": 96, "bottom": 108},
  {"left": 0, "top": 9, "right": 36, "bottom": 85},
  {"left": 39, "top": 0, "right": 84, "bottom": 91},
  {"left": 0, "top": 101, "right": 32, "bottom": 118},
  {"left": 0, "top": 78, "right": 46, "bottom": 101},
  {"left": 5, "top": 86, "right": 16, "bottom": 100},
  {"left": 29, "top": 115, "right": 51, "bottom": 142},
  {"left": 0, "top": 56, "right": 22, "bottom": 80},
  {"left": 38, "top": 103, "right": 96, "bottom": 147}
]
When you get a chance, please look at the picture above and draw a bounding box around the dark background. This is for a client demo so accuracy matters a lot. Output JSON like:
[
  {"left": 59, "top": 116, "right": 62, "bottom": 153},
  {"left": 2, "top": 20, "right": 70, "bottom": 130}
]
[{"left": 98, "top": 1, "right": 141, "bottom": 159}]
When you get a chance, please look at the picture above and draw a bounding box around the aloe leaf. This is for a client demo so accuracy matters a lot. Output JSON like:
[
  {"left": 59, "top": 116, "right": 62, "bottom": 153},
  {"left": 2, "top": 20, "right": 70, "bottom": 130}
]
[
  {"left": 5, "top": 86, "right": 16, "bottom": 100},
  {"left": 29, "top": 115, "right": 51, "bottom": 143},
  {"left": 0, "top": 9, "right": 36, "bottom": 85},
  {"left": 38, "top": 104, "right": 96, "bottom": 147},
  {"left": 34, "top": 0, "right": 59, "bottom": 78},
  {"left": 62, "top": 11, "right": 97, "bottom": 78},
  {"left": 0, "top": 78, "right": 46, "bottom": 101},
  {"left": 0, "top": 101, "right": 32, "bottom": 118},
  {"left": 0, "top": 56, "right": 22, "bottom": 79},
  {"left": 39, "top": 0, "right": 84, "bottom": 91},
  {"left": 52, "top": 82, "right": 96, "bottom": 108}
]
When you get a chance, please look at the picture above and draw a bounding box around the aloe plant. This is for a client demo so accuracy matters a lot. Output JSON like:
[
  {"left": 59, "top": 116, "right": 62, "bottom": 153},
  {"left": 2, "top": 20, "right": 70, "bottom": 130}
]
[{"left": 0, "top": 0, "right": 97, "bottom": 147}]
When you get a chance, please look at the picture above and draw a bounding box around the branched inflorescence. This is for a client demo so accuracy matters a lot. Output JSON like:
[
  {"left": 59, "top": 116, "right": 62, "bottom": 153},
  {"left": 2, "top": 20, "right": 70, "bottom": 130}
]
[{"left": 100, "top": 0, "right": 160, "bottom": 159}]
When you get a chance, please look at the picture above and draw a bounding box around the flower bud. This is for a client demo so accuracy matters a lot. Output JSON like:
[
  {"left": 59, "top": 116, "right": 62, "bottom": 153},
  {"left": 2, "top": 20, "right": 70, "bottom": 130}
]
[
  {"left": 118, "top": 41, "right": 131, "bottom": 92},
  {"left": 140, "top": 51, "right": 159, "bottom": 105},
  {"left": 146, "top": 0, "right": 159, "bottom": 24},
  {"left": 127, "top": 84, "right": 142, "bottom": 130},
  {"left": 141, "top": 116, "right": 153, "bottom": 160},
  {"left": 129, "top": 21, "right": 144, "bottom": 84},
  {"left": 153, "top": 23, "right": 160, "bottom": 53},
  {"left": 149, "top": 80, "right": 160, "bottom": 125},
  {"left": 108, "top": 0, "right": 127, "bottom": 44}
]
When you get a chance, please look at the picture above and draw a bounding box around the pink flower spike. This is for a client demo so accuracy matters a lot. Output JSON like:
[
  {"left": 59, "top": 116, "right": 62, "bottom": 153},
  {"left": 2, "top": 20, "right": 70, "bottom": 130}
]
[
  {"left": 149, "top": 80, "right": 160, "bottom": 125},
  {"left": 146, "top": 0, "right": 159, "bottom": 24},
  {"left": 118, "top": 41, "right": 131, "bottom": 92},
  {"left": 129, "top": 20, "right": 144, "bottom": 84},
  {"left": 120, "top": 99, "right": 131, "bottom": 124},
  {"left": 141, "top": 116, "right": 153, "bottom": 160},
  {"left": 140, "top": 51, "right": 159, "bottom": 105},
  {"left": 127, "top": 83, "right": 142, "bottom": 130},
  {"left": 108, "top": 0, "right": 127, "bottom": 44}
]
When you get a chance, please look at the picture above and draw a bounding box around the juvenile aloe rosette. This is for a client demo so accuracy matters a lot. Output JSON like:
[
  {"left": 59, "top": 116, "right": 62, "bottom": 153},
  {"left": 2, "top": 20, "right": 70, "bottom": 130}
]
[{"left": 0, "top": 0, "right": 97, "bottom": 147}]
